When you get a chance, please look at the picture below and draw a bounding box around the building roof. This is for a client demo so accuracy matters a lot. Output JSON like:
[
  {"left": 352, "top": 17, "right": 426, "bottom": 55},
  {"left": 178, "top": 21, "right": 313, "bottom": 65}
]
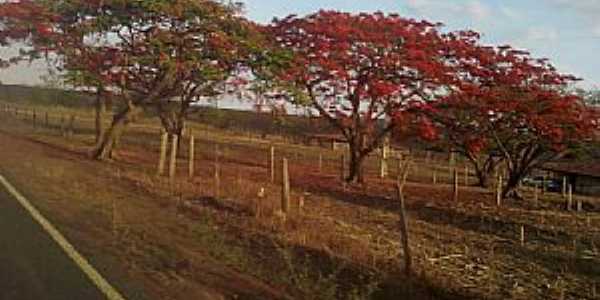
[{"left": 541, "top": 161, "right": 600, "bottom": 178}]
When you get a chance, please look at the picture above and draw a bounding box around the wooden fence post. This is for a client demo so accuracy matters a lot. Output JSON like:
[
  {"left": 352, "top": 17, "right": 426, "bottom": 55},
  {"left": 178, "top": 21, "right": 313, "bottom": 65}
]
[
  {"left": 32, "top": 109, "right": 37, "bottom": 129},
  {"left": 270, "top": 145, "right": 275, "bottom": 183},
  {"left": 157, "top": 129, "right": 168, "bottom": 176},
  {"left": 188, "top": 133, "right": 195, "bottom": 178},
  {"left": 396, "top": 160, "right": 412, "bottom": 276},
  {"left": 432, "top": 168, "right": 437, "bottom": 185},
  {"left": 281, "top": 158, "right": 290, "bottom": 214},
  {"left": 453, "top": 168, "right": 459, "bottom": 201},
  {"left": 169, "top": 134, "right": 178, "bottom": 179}
]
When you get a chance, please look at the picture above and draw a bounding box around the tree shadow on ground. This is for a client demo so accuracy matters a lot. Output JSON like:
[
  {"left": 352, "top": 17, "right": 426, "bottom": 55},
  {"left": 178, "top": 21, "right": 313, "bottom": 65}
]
[{"left": 239, "top": 230, "right": 480, "bottom": 300}]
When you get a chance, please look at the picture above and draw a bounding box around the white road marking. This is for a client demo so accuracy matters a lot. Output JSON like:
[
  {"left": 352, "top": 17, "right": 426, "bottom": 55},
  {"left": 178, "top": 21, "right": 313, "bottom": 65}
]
[{"left": 0, "top": 173, "right": 126, "bottom": 300}]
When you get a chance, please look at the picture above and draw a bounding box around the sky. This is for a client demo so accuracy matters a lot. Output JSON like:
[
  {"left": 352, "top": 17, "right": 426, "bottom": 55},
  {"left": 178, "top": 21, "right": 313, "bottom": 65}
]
[{"left": 0, "top": 0, "right": 599, "bottom": 89}]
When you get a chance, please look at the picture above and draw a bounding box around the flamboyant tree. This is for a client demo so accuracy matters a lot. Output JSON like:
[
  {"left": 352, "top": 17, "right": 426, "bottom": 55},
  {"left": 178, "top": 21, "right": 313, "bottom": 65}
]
[
  {"left": 430, "top": 43, "right": 598, "bottom": 198},
  {"left": 266, "top": 11, "right": 453, "bottom": 183},
  {"left": 423, "top": 39, "right": 522, "bottom": 188},
  {"left": 0, "top": 0, "right": 263, "bottom": 159},
  {"left": 488, "top": 87, "right": 595, "bottom": 198}
]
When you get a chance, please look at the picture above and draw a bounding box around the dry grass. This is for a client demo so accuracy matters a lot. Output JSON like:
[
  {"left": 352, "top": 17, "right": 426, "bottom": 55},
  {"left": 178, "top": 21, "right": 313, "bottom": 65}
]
[{"left": 0, "top": 102, "right": 599, "bottom": 300}]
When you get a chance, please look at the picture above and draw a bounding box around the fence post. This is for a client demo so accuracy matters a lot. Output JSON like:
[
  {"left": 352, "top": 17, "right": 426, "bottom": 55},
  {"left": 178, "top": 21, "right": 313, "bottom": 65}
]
[
  {"left": 281, "top": 158, "right": 290, "bottom": 214},
  {"left": 214, "top": 144, "right": 220, "bottom": 198},
  {"left": 157, "top": 129, "right": 168, "bottom": 176},
  {"left": 188, "top": 132, "right": 195, "bottom": 178},
  {"left": 453, "top": 168, "right": 459, "bottom": 201},
  {"left": 432, "top": 168, "right": 437, "bottom": 185},
  {"left": 379, "top": 144, "right": 388, "bottom": 179},
  {"left": 567, "top": 184, "right": 573, "bottom": 211},
  {"left": 340, "top": 154, "right": 346, "bottom": 182},
  {"left": 214, "top": 162, "right": 220, "bottom": 198},
  {"left": 520, "top": 225, "right": 525, "bottom": 246},
  {"left": 270, "top": 145, "right": 275, "bottom": 183},
  {"left": 496, "top": 175, "right": 503, "bottom": 206},
  {"left": 168, "top": 134, "right": 179, "bottom": 179},
  {"left": 32, "top": 109, "right": 37, "bottom": 129}
]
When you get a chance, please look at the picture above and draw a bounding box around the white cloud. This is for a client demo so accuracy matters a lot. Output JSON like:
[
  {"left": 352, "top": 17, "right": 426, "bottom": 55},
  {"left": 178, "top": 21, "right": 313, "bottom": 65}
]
[
  {"left": 406, "top": 0, "right": 490, "bottom": 22},
  {"left": 525, "top": 27, "right": 559, "bottom": 42},
  {"left": 549, "top": 0, "right": 600, "bottom": 36},
  {"left": 465, "top": 1, "right": 490, "bottom": 21}
]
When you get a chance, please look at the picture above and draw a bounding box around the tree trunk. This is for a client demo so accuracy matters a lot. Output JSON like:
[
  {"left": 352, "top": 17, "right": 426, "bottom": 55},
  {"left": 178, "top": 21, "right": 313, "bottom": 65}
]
[
  {"left": 346, "top": 148, "right": 365, "bottom": 184},
  {"left": 502, "top": 172, "right": 525, "bottom": 200},
  {"left": 94, "top": 90, "right": 106, "bottom": 145},
  {"left": 92, "top": 102, "right": 142, "bottom": 160},
  {"left": 474, "top": 167, "right": 491, "bottom": 188},
  {"left": 157, "top": 104, "right": 188, "bottom": 156}
]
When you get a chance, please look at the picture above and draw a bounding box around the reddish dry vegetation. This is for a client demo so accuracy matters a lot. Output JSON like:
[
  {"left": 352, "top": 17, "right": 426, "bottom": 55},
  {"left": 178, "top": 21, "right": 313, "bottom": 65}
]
[{"left": 0, "top": 111, "right": 599, "bottom": 300}]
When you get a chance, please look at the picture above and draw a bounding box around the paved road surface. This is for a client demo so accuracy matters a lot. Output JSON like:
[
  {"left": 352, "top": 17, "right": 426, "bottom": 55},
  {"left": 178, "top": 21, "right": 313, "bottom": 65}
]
[{"left": 0, "top": 187, "right": 106, "bottom": 300}]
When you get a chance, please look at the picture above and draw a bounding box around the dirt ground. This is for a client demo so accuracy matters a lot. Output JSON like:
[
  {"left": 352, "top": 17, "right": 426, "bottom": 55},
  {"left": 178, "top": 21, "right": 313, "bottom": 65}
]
[{"left": 0, "top": 105, "right": 599, "bottom": 300}]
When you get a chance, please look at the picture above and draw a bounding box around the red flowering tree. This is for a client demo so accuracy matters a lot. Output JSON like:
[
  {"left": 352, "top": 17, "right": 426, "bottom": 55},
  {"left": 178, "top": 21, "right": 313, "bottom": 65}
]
[
  {"left": 0, "top": 0, "right": 263, "bottom": 159},
  {"left": 431, "top": 42, "right": 598, "bottom": 198},
  {"left": 267, "top": 11, "right": 452, "bottom": 183}
]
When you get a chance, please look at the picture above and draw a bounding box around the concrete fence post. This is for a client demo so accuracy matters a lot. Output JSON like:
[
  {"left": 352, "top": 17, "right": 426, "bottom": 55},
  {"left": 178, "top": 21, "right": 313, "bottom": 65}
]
[
  {"left": 168, "top": 134, "right": 179, "bottom": 179},
  {"left": 562, "top": 176, "right": 567, "bottom": 198},
  {"left": 157, "top": 129, "right": 168, "bottom": 176},
  {"left": 567, "top": 184, "right": 573, "bottom": 211},
  {"left": 188, "top": 133, "right": 195, "bottom": 178},
  {"left": 281, "top": 158, "right": 290, "bottom": 214},
  {"left": 496, "top": 175, "right": 503, "bottom": 206}
]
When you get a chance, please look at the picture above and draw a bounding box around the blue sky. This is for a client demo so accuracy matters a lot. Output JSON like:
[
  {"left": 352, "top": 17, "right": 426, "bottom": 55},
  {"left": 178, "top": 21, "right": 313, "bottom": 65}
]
[
  {"left": 1, "top": 0, "right": 599, "bottom": 88},
  {"left": 242, "top": 0, "right": 600, "bottom": 88}
]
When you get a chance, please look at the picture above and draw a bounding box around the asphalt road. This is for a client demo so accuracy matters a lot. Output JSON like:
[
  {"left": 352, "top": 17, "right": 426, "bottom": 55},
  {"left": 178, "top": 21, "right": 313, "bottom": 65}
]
[{"left": 0, "top": 187, "right": 106, "bottom": 300}]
